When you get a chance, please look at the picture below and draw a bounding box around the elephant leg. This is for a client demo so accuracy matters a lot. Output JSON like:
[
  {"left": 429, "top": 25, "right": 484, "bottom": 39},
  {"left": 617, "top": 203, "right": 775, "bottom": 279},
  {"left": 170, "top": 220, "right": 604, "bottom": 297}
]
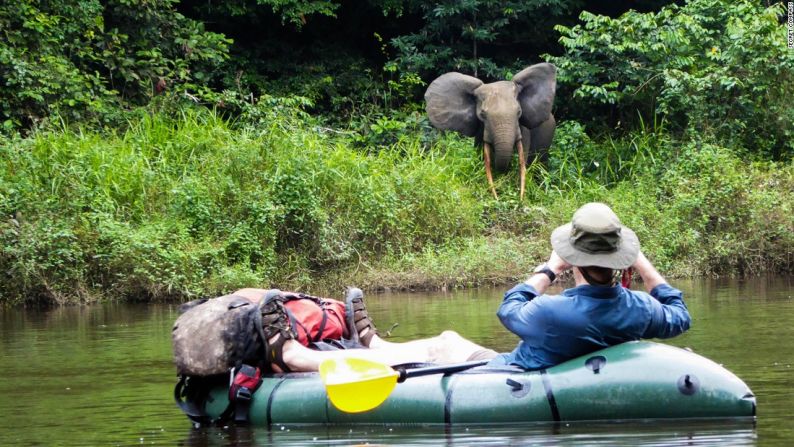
[
  {"left": 483, "top": 143, "right": 498, "bottom": 200},
  {"left": 517, "top": 140, "right": 526, "bottom": 201},
  {"left": 529, "top": 115, "right": 556, "bottom": 163}
]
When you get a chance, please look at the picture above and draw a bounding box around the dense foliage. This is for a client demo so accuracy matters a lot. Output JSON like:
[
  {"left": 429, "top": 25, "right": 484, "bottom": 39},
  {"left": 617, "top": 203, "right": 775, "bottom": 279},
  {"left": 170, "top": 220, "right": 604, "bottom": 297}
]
[
  {"left": 1, "top": 107, "right": 790, "bottom": 305},
  {"left": 550, "top": 0, "right": 794, "bottom": 159},
  {"left": 1, "top": 0, "right": 792, "bottom": 305},
  {"left": 0, "top": 107, "right": 483, "bottom": 304},
  {"left": 389, "top": 0, "right": 583, "bottom": 78},
  {"left": 0, "top": 0, "right": 230, "bottom": 130}
]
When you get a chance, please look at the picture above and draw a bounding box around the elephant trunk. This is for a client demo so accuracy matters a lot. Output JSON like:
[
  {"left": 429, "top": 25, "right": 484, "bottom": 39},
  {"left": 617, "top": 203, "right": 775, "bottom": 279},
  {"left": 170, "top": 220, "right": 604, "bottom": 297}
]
[{"left": 487, "top": 119, "right": 521, "bottom": 172}]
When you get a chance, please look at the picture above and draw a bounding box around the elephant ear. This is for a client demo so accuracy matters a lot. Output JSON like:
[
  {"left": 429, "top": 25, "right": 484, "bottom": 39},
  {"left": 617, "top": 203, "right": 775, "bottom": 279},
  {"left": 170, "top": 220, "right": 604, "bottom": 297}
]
[
  {"left": 424, "top": 72, "right": 483, "bottom": 137},
  {"left": 513, "top": 63, "right": 556, "bottom": 129}
]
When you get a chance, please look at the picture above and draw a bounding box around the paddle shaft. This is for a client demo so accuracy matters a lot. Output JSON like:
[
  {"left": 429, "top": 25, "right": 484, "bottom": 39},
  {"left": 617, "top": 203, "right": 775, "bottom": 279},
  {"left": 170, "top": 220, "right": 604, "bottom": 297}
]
[{"left": 395, "top": 360, "right": 489, "bottom": 383}]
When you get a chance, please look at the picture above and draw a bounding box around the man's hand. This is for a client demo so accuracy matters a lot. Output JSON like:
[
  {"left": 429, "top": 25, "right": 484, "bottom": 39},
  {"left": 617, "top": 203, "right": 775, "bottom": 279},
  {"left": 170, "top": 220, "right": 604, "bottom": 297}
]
[
  {"left": 631, "top": 251, "right": 666, "bottom": 292},
  {"left": 524, "top": 251, "right": 572, "bottom": 294},
  {"left": 547, "top": 250, "right": 572, "bottom": 276}
]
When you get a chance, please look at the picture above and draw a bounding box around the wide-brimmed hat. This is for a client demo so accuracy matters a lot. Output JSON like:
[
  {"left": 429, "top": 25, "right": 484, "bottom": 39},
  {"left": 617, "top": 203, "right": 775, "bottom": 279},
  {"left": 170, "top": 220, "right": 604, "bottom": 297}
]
[{"left": 550, "top": 202, "right": 640, "bottom": 269}]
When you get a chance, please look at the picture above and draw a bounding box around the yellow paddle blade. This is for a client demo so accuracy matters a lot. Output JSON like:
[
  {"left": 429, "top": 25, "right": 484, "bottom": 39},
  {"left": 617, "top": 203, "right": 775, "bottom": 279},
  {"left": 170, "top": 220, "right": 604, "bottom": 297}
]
[{"left": 319, "top": 357, "right": 400, "bottom": 413}]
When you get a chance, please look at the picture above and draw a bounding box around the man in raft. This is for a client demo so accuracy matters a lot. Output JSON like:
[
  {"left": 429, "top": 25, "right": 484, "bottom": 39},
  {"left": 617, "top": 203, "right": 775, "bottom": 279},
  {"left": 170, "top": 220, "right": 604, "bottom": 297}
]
[
  {"left": 490, "top": 202, "right": 691, "bottom": 369},
  {"left": 237, "top": 202, "right": 690, "bottom": 372}
]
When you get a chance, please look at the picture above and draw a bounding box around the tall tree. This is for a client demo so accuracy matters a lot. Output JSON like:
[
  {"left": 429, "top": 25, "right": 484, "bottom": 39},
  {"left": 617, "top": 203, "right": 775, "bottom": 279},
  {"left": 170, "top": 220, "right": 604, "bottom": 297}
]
[{"left": 389, "top": 0, "right": 583, "bottom": 80}]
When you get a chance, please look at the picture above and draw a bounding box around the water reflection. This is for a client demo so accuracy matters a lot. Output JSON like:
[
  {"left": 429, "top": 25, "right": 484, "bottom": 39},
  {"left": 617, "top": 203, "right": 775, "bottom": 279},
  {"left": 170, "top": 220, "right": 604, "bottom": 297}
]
[
  {"left": 176, "top": 420, "right": 757, "bottom": 446},
  {"left": 0, "top": 276, "right": 791, "bottom": 446}
]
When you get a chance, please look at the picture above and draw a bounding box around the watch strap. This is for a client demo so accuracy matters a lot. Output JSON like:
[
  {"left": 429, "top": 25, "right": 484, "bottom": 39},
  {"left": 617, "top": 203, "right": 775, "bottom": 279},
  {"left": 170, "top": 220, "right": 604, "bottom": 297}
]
[{"left": 535, "top": 266, "right": 556, "bottom": 283}]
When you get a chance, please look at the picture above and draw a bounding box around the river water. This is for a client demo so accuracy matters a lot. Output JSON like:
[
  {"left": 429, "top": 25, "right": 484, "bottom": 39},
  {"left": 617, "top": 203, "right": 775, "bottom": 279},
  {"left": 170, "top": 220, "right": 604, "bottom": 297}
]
[{"left": 0, "top": 277, "right": 791, "bottom": 446}]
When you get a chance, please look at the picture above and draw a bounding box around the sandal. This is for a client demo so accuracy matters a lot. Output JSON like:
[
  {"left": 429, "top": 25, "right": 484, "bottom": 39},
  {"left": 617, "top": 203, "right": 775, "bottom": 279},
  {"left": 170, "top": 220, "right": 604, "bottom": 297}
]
[
  {"left": 345, "top": 287, "right": 378, "bottom": 347},
  {"left": 259, "top": 289, "right": 296, "bottom": 373}
]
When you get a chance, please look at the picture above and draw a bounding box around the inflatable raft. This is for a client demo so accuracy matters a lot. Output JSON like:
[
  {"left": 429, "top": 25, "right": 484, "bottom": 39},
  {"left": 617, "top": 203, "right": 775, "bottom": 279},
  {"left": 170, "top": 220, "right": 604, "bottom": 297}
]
[{"left": 182, "top": 341, "right": 755, "bottom": 425}]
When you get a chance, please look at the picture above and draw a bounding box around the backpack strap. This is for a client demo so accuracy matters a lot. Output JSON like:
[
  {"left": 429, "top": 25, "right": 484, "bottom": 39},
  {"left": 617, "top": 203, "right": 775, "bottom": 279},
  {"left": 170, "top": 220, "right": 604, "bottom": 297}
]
[
  {"left": 173, "top": 375, "right": 211, "bottom": 426},
  {"left": 174, "top": 365, "right": 264, "bottom": 426},
  {"left": 228, "top": 365, "right": 263, "bottom": 424},
  {"left": 250, "top": 298, "right": 268, "bottom": 370},
  {"left": 312, "top": 300, "right": 329, "bottom": 343},
  {"left": 282, "top": 306, "right": 311, "bottom": 343},
  {"left": 228, "top": 295, "right": 268, "bottom": 373}
]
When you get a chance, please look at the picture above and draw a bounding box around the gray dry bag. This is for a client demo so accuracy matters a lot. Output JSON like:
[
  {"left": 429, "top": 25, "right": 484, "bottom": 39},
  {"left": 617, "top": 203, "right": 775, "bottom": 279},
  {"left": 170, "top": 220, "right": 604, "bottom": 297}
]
[{"left": 172, "top": 294, "right": 265, "bottom": 376}]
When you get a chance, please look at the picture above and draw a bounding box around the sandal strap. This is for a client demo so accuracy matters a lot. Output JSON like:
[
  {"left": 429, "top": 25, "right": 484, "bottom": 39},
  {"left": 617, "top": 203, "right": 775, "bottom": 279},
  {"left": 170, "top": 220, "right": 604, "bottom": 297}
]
[
  {"left": 344, "top": 287, "right": 378, "bottom": 347},
  {"left": 265, "top": 331, "right": 291, "bottom": 373},
  {"left": 259, "top": 294, "right": 296, "bottom": 373},
  {"left": 351, "top": 299, "right": 368, "bottom": 313},
  {"left": 352, "top": 303, "right": 377, "bottom": 346}
]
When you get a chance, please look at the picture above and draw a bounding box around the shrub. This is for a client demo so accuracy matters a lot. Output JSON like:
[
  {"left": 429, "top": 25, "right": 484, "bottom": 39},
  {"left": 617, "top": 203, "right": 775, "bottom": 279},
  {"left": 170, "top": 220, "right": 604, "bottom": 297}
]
[
  {"left": 550, "top": 0, "right": 794, "bottom": 159},
  {"left": 0, "top": 105, "right": 486, "bottom": 304},
  {"left": 0, "top": 0, "right": 230, "bottom": 132},
  {"left": 660, "top": 142, "right": 793, "bottom": 274}
]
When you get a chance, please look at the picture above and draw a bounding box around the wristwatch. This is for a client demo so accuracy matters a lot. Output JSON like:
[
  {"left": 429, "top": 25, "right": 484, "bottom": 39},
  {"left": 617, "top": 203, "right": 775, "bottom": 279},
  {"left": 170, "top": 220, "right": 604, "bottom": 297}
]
[{"left": 533, "top": 263, "right": 556, "bottom": 283}]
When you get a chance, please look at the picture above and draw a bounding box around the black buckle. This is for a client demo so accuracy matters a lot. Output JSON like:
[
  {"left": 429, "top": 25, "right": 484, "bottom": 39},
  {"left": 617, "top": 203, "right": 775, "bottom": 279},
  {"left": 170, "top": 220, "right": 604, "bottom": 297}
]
[{"left": 235, "top": 386, "right": 252, "bottom": 402}]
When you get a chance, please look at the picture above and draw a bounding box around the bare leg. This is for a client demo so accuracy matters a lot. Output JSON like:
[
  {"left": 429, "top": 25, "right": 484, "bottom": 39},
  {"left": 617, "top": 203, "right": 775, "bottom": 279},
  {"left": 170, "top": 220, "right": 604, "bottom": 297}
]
[
  {"left": 277, "top": 331, "right": 491, "bottom": 372},
  {"left": 278, "top": 339, "right": 428, "bottom": 372},
  {"left": 369, "top": 331, "right": 482, "bottom": 362},
  {"left": 276, "top": 340, "right": 420, "bottom": 372},
  {"left": 483, "top": 143, "right": 498, "bottom": 199},
  {"left": 517, "top": 140, "right": 527, "bottom": 201},
  {"left": 424, "top": 330, "right": 494, "bottom": 363}
]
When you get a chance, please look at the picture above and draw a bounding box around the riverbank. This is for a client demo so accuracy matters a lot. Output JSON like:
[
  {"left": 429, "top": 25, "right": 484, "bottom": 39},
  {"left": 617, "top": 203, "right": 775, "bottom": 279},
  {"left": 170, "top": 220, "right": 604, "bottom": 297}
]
[{"left": 1, "top": 108, "right": 791, "bottom": 305}]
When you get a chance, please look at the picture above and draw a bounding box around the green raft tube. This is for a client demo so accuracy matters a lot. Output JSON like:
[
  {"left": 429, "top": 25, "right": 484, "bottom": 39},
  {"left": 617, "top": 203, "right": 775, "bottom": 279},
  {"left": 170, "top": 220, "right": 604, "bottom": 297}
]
[{"left": 183, "top": 341, "right": 755, "bottom": 425}]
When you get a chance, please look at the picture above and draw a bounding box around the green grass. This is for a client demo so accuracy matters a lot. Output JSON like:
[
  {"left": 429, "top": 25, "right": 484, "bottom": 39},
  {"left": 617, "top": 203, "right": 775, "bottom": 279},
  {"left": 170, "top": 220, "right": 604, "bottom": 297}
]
[{"left": 0, "top": 106, "right": 791, "bottom": 305}]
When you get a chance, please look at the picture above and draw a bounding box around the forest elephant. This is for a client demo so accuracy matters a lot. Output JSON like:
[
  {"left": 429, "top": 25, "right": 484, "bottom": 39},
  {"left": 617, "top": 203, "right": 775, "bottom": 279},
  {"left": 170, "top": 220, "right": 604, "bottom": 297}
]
[{"left": 424, "top": 63, "right": 557, "bottom": 200}]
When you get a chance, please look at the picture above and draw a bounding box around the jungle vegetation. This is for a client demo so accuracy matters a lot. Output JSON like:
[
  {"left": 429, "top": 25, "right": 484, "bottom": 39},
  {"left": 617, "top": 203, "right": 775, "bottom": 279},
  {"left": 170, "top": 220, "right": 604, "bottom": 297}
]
[{"left": 1, "top": 0, "right": 792, "bottom": 305}]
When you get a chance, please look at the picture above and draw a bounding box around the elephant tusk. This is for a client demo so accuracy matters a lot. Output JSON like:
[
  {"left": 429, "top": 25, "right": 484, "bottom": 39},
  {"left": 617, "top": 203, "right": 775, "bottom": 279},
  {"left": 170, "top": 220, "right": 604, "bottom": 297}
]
[
  {"left": 517, "top": 140, "right": 526, "bottom": 201},
  {"left": 483, "top": 143, "right": 498, "bottom": 200}
]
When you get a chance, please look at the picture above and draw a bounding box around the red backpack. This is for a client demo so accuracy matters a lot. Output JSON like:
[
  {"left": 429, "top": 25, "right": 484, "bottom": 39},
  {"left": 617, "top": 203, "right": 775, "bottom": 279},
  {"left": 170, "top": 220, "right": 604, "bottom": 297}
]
[{"left": 278, "top": 291, "right": 349, "bottom": 346}]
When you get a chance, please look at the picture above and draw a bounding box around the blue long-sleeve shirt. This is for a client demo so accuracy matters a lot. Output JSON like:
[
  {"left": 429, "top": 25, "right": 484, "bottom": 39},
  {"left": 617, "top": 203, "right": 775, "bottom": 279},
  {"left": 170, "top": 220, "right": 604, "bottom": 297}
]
[{"left": 493, "top": 282, "right": 691, "bottom": 370}]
